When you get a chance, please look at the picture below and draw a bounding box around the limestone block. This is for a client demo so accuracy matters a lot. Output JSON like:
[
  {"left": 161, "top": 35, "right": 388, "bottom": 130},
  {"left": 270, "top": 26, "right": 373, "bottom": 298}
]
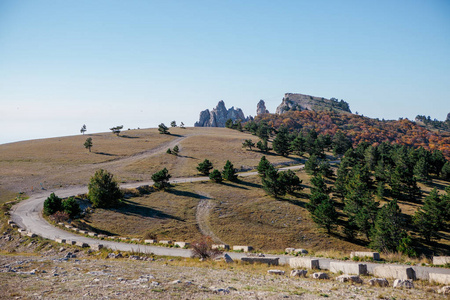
[
  {"left": 90, "top": 244, "right": 103, "bottom": 251},
  {"left": 160, "top": 240, "right": 173, "bottom": 245},
  {"left": 294, "top": 249, "right": 308, "bottom": 254},
  {"left": 27, "top": 232, "right": 37, "bottom": 238},
  {"left": 144, "top": 239, "right": 157, "bottom": 244},
  {"left": 119, "top": 237, "right": 129, "bottom": 241},
  {"left": 433, "top": 256, "right": 450, "bottom": 265},
  {"left": 58, "top": 222, "right": 64, "bottom": 226},
  {"left": 20, "top": 231, "right": 28, "bottom": 236},
  {"left": 66, "top": 240, "right": 76, "bottom": 245},
  {"left": 233, "top": 245, "right": 253, "bottom": 252},
  {"left": 79, "top": 230, "right": 88, "bottom": 234},
  {"left": 10, "top": 224, "right": 17, "bottom": 228},
  {"left": 289, "top": 257, "right": 320, "bottom": 269},
  {"left": 7, "top": 220, "right": 14, "bottom": 225},
  {"left": 55, "top": 238, "right": 66, "bottom": 244},
  {"left": 131, "top": 238, "right": 141, "bottom": 242},
  {"left": 212, "top": 244, "right": 230, "bottom": 250},
  {"left": 330, "top": 262, "right": 367, "bottom": 275},
  {"left": 438, "top": 286, "right": 450, "bottom": 295},
  {"left": 98, "top": 234, "right": 107, "bottom": 239},
  {"left": 285, "top": 247, "right": 295, "bottom": 253},
  {"left": 373, "top": 266, "right": 416, "bottom": 280},
  {"left": 88, "top": 232, "right": 97, "bottom": 237},
  {"left": 241, "top": 257, "right": 279, "bottom": 266},
  {"left": 429, "top": 273, "right": 450, "bottom": 285},
  {"left": 18, "top": 228, "right": 26, "bottom": 233},
  {"left": 223, "top": 254, "right": 234, "bottom": 263},
  {"left": 75, "top": 241, "right": 88, "bottom": 248},
  {"left": 350, "top": 251, "right": 380, "bottom": 261},
  {"left": 65, "top": 225, "right": 73, "bottom": 229},
  {"left": 174, "top": 242, "right": 190, "bottom": 248},
  {"left": 267, "top": 270, "right": 285, "bottom": 275},
  {"left": 72, "top": 228, "right": 80, "bottom": 232},
  {"left": 368, "top": 278, "right": 389, "bottom": 287}
]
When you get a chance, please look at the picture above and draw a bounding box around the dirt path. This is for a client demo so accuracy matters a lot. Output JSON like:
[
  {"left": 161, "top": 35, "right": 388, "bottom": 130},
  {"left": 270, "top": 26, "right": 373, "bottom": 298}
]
[{"left": 195, "top": 192, "right": 225, "bottom": 244}]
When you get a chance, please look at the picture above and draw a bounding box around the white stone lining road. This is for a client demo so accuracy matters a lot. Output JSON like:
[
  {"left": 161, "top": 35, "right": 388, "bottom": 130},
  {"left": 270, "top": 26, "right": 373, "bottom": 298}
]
[{"left": 9, "top": 164, "right": 450, "bottom": 280}]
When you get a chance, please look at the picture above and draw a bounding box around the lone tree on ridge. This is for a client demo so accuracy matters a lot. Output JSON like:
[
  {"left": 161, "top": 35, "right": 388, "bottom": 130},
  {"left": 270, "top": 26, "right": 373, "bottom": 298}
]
[{"left": 84, "top": 137, "right": 93, "bottom": 152}]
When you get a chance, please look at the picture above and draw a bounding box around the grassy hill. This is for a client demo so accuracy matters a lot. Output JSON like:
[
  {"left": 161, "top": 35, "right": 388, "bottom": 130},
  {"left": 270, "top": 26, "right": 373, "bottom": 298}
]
[{"left": 1, "top": 126, "right": 449, "bottom": 255}]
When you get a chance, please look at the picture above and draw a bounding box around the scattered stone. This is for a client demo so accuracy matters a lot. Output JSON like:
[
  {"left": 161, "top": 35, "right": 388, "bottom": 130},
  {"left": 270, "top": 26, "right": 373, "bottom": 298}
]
[
  {"left": 151, "top": 281, "right": 160, "bottom": 286},
  {"left": 438, "top": 286, "right": 450, "bottom": 295},
  {"left": 169, "top": 280, "right": 182, "bottom": 284},
  {"left": 393, "top": 279, "right": 414, "bottom": 289},
  {"left": 267, "top": 269, "right": 285, "bottom": 275},
  {"left": 368, "top": 278, "right": 389, "bottom": 287},
  {"left": 290, "top": 269, "right": 307, "bottom": 277},
  {"left": 336, "top": 275, "right": 363, "bottom": 284},
  {"left": 312, "top": 272, "right": 329, "bottom": 279},
  {"left": 209, "top": 286, "right": 230, "bottom": 294}
]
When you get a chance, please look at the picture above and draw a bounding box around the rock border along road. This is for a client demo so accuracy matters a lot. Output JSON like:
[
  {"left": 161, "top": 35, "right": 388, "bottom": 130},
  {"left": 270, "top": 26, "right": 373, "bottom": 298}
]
[
  {"left": 10, "top": 164, "right": 450, "bottom": 280},
  {"left": 10, "top": 166, "right": 303, "bottom": 262}
]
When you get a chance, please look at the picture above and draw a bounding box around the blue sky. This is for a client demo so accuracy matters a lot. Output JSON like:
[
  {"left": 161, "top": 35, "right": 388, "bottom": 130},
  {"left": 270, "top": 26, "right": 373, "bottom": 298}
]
[{"left": 1, "top": 0, "right": 449, "bottom": 144}]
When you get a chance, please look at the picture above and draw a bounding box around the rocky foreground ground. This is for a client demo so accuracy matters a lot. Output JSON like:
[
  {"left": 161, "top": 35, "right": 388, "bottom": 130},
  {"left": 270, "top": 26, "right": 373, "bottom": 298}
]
[{"left": 1, "top": 248, "right": 449, "bottom": 299}]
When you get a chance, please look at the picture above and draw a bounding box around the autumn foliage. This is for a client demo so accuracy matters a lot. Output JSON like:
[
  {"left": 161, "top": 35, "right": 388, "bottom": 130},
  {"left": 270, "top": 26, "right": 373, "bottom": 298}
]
[{"left": 254, "top": 110, "right": 450, "bottom": 160}]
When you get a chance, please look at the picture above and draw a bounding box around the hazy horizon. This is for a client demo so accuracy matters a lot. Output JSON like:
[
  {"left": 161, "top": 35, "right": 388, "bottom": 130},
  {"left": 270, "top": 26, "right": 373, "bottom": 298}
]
[{"left": 1, "top": 1, "right": 449, "bottom": 145}]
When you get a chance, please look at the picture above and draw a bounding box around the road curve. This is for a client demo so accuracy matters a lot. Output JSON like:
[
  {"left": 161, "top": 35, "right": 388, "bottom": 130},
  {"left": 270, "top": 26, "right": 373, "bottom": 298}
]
[{"left": 9, "top": 164, "right": 450, "bottom": 279}]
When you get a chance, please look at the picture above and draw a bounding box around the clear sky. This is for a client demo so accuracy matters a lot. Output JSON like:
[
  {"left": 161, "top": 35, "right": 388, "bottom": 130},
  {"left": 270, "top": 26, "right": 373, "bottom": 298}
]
[{"left": 1, "top": 0, "right": 449, "bottom": 144}]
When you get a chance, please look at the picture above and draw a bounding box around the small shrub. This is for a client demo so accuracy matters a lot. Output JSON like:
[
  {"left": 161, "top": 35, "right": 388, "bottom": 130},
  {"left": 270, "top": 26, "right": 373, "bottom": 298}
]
[
  {"left": 190, "top": 236, "right": 222, "bottom": 260},
  {"left": 50, "top": 211, "right": 69, "bottom": 223}
]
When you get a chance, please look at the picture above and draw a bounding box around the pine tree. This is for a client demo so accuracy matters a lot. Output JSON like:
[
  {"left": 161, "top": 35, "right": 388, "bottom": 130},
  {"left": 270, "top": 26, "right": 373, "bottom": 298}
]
[
  {"left": 311, "top": 197, "right": 338, "bottom": 234},
  {"left": 158, "top": 123, "right": 170, "bottom": 134},
  {"left": 209, "top": 169, "right": 222, "bottom": 182},
  {"left": 172, "top": 145, "right": 179, "bottom": 156},
  {"left": 257, "top": 156, "right": 272, "bottom": 177},
  {"left": 43, "top": 193, "right": 63, "bottom": 216},
  {"left": 242, "top": 139, "right": 255, "bottom": 150},
  {"left": 413, "top": 157, "right": 429, "bottom": 182},
  {"left": 151, "top": 168, "right": 171, "bottom": 190},
  {"left": 370, "top": 199, "right": 406, "bottom": 252},
  {"left": 256, "top": 139, "right": 269, "bottom": 152},
  {"left": 197, "top": 159, "right": 213, "bottom": 175},
  {"left": 261, "top": 165, "right": 286, "bottom": 197},
  {"left": 305, "top": 154, "right": 319, "bottom": 175},
  {"left": 279, "top": 169, "right": 303, "bottom": 194},
  {"left": 290, "top": 133, "right": 306, "bottom": 156},
  {"left": 413, "top": 188, "right": 445, "bottom": 242},
  {"left": 441, "top": 161, "right": 450, "bottom": 181},
  {"left": 222, "top": 160, "right": 238, "bottom": 182},
  {"left": 88, "top": 169, "right": 123, "bottom": 208},
  {"left": 332, "top": 131, "right": 352, "bottom": 156},
  {"left": 84, "top": 137, "right": 93, "bottom": 152},
  {"left": 272, "top": 126, "right": 290, "bottom": 157}
]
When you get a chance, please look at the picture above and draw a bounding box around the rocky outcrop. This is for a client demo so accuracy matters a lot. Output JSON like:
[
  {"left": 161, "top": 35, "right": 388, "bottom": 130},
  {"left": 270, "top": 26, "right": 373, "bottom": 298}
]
[
  {"left": 276, "top": 93, "right": 351, "bottom": 114},
  {"left": 447, "top": 113, "right": 450, "bottom": 122},
  {"left": 194, "top": 101, "right": 246, "bottom": 127},
  {"left": 256, "top": 100, "right": 269, "bottom": 116}
]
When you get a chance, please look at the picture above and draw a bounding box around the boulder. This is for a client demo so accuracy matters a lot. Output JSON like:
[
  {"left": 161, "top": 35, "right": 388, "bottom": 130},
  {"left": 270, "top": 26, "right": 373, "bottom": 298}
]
[
  {"left": 373, "top": 266, "right": 416, "bottom": 280},
  {"left": 433, "top": 256, "right": 450, "bottom": 265},
  {"left": 429, "top": 273, "right": 450, "bottom": 285},
  {"left": 256, "top": 100, "right": 269, "bottom": 116},
  {"left": 290, "top": 269, "right": 307, "bottom": 277},
  {"left": 241, "top": 257, "right": 279, "bottom": 266},
  {"left": 350, "top": 251, "right": 380, "bottom": 261},
  {"left": 438, "top": 286, "right": 450, "bottom": 295},
  {"left": 267, "top": 270, "right": 285, "bottom": 275},
  {"left": 289, "top": 257, "right": 320, "bottom": 269},
  {"left": 336, "top": 275, "right": 363, "bottom": 284},
  {"left": 330, "top": 262, "right": 367, "bottom": 275},
  {"left": 393, "top": 279, "right": 414, "bottom": 289},
  {"left": 312, "top": 272, "right": 329, "bottom": 279},
  {"left": 368, "top": 278, "right": 389, "bottom": 287}
]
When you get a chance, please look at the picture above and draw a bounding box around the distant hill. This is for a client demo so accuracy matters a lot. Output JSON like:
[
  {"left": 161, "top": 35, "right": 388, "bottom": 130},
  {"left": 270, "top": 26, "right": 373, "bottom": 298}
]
[
  {"left": 276, "top": 93, "right": 351, "bottom": 114},
  {"left": 254, "top": 110, "right": 450, "bottom": 160}
]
